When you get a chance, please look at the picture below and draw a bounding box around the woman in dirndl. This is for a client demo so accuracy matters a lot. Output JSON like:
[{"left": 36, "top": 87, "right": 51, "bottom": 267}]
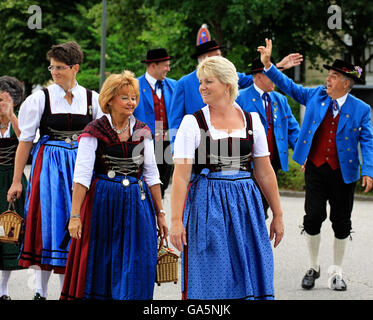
[
  {"left": 61, "top": 70, "right": 168, "bottom": 300},
  {"left": 7, "top": 41, "right": 103, "bottom": 300},
  {"left": 0, "top": 76, "right": 27, "bottom": 300},
  {"left": 170, "top": 56, "right": 284, "bottom": 300}
]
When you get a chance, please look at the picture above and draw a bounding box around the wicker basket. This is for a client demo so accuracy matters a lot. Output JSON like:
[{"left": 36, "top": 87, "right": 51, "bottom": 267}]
[
  {"left": 0, "top": 201, "right": 24, "bottom": 244},
  {"left": 156, "top": 235, "right": 179, "bottom": 286}
]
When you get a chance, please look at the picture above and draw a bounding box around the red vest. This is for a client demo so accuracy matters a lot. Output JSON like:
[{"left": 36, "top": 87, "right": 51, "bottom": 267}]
[
  {"left": 151, "top": 88, "right": 168, "bottom": 141},
  {"left": 308, "top": 111, "right": 340, "bottom": 169}
]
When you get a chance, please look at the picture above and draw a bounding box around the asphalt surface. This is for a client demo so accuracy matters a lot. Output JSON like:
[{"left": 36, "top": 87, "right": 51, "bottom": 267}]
[{"left": 3, "top": 167, "right": 373, "bottom": 300}]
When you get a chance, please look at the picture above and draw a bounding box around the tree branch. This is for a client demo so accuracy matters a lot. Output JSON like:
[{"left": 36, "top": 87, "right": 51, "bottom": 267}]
[{"left": 365, "top": 53, "right": 373, "bottom": 66}]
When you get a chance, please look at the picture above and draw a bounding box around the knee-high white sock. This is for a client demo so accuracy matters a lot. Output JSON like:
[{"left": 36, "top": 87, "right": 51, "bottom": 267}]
[
  {"left": 35, "top": 269, "right": 51, "bottom": 298},
  {"left": 304, "top": 232, "right": 321, "bottom": 271},
  {"left": 59, "top": 274, "right": 65, "bottom": 292},
  {"left": 0, "top": 270, "right": 11, "bottom": 296},
  {"left": 333, "top": 237, "right": 348, "bottom": 267}
]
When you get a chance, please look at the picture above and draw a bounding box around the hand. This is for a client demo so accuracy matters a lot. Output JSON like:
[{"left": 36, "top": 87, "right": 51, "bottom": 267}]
[
  {"left": 301, "top": 159, "right": 307, "bottom": 173},
  {"left": 0, "top": 92, "right": 14, "bottom": 119},
  {"left": 68, "top": 217, "right": 82, "bottom": 239},
  {"left": 362, "top": 176, "right": 373, "bottom": 193},
  {"left": 170, "top": 220, "right": 187, "bottom": 252},
  {"left": 277, "top": 53, "right": 303, "bottom": 70},
  {"left": 257, "top": 38, "right": 273, "bottom": 69},
  {"left": 156, "top": 213, "right": 169, "bottom": 238},
  {"left": 269, "top": 215, "right": 284, "bottom": 248},
  {"left": 7, "top": 182, "right": 23, "bottom": 202}
]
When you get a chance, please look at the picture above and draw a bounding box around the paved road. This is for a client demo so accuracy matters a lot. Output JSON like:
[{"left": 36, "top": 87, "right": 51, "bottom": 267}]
[{"left": 4, "top": 175, "right": 373, "bottom": 300}]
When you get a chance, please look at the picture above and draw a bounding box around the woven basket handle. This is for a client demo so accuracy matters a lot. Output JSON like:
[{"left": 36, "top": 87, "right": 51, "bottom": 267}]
[
  {"left": 158, "top": 233, "right": 169, "bottom": 251},
  {"left": 8, "top": 200, "right": 15, "bottom": 211}
]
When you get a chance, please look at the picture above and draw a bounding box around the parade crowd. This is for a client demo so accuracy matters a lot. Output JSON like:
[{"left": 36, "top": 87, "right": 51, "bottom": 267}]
[{"left": 0, "top": 37, "right": 372, "bottom": 300}]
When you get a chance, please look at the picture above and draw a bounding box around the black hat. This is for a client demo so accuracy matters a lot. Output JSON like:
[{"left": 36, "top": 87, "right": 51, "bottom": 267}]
[
  {"left": 323, "top": 59, "right": 364, "bottom": 84},
  {"left": 191, "top": 40, "right": 225, "bottom": 59},
  {"left": 141, "top": 48, "right": 173, "bottom": 64},
  {"left": 246, "top": 58, "right": 278, "bottom": 75}
]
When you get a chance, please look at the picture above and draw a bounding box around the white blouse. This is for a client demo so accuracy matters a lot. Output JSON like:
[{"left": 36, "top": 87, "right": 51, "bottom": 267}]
[
  {"left": 18, "top": 82, "right": 104, "bottom": 142},
  {"left": 73, "top": 114, "right": 161, "bottom": 189},
  {"left": 0, "top": 122, "right": 11, "bottom": 138},
  {"left": 173, "top": 103, "right": 270, "bottom": 159}
]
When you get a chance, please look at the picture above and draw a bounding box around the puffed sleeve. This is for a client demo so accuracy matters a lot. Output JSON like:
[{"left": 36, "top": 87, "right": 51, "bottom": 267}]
[
  {"left": 173, "top": 114, "right": 201, "bottom": 159},
  {"left": 91, "top": 90, "right": 105, "bottom": 120},
  {"left": 18, "top": 90, "right": 45, "bottom": 142},
  {"left": 251, "top": 112, "right": 270, "bottom": 158},
  {"left": 73, "top": 136, "right": 97, "bottom": 189}
]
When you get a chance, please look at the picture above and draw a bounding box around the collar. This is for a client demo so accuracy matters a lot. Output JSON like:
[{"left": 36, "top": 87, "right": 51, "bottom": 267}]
[
  {"left": 205, "top": 102, "right": 247, "bottom": 130},
  {"left": 145, "top": 72, "right": 157, "bottom": 90},
  {"left": 54, "top": 81, "right": 79, "bottom": 99},
  {"left": 335, "top": 92, "right": 348, "bottom": 108},
  {"left": 253, "top": 83, "right": 265, "bottom": 98}
]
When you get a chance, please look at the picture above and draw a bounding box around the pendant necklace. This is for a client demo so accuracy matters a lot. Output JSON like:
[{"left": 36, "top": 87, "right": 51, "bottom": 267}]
[{"left": 113, "top": 119, "right": 130, "bottom": 134}]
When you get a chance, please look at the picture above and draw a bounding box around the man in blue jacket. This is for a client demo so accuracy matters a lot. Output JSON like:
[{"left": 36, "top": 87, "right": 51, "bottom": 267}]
[
  {"left": 236, "top": 58, "right": 300, "bottom": 216},
  {"left": 134, "top": 48, "right": 177, "bottom": 198},
  {"left": 259, "top": 39, "right": 373, "bottom": 292},
  {"left": 168, "top": 40, "right": 303, "bottom": 145}
]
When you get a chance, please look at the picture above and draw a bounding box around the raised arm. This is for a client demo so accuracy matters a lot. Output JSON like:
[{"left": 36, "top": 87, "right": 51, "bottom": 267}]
[{"left": 258, "top": 39, "right": 314, "bottom": 106}]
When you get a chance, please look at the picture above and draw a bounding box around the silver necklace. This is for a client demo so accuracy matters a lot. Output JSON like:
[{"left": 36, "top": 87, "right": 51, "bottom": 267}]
[
  {"left": 0, "top": 123, "right": 8, "bottom": 129},
  {"left": 113, "top": 119, "right": 130, "bottom": 134}
]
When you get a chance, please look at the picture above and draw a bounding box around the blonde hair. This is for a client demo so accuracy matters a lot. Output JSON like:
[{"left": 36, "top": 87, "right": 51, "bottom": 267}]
[
  {"left": 99, "top": 70, "right": 140, "bottom": 114},
  {"left": 196, "top": 56, "right": 239, "bottom": 102}
]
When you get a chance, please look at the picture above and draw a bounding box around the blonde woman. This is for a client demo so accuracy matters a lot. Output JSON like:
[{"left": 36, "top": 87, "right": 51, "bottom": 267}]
[
  {"left": 170, "top": 56, "right": 284, "bottom": 300},
  {"left": 61, "top": 71, "right": 168, "bottom": 300}
]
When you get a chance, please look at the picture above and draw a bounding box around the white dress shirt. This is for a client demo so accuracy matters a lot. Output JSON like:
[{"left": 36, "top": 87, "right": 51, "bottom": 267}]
[
  {"left": 18, "top": 82, "right": 104, "bottom": 142},
  {"left": 173, "top": 103, "right": 270, "bottom": 159},
  {"left": 73, "top": 114, "right": 161, "bottom": 189},
  {"left": 145, "top": 72, "right": 162, "bottom": 99}
]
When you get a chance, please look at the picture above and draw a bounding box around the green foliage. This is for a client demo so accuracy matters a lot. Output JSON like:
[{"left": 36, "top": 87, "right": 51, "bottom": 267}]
[
  {"left": 277, "top": 151, "right": 305, "bottom": 191},
  {"left": 285, "top": 95, "right": 301, "bottom": 124},
  {"left": 1, "top": 0, "right": 372, "bottom": 91}
]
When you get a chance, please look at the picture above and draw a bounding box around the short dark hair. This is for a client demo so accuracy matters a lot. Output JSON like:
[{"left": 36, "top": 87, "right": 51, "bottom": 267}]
[
  {"left": 46, "top": 41, "right": 83, "bottom": 65},
  {"left": 0, "top": 76, "right": 25, "bottom": 108}
]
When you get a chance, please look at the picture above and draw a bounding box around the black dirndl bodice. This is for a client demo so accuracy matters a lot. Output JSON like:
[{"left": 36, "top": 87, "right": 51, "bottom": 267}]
[
  {"left": 94, "top": 135, "right": 145, "bottom": 180},
  {"left": 39, "top": 87, "right": 93, "bottom": 142},
  {"left": 0, "top": 136, "right": 18, "bottom": 166},
  {"left": 192, "top": 109, "right": 254, "bottom": 174}
]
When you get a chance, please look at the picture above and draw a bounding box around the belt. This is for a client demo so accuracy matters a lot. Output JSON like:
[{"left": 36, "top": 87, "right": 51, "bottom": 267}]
[{"left": 47, "top": 127, "right": 83, "bottom": 145}]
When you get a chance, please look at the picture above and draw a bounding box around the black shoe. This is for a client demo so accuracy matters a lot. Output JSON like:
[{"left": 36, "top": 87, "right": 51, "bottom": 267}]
[
  {"left": 0, "top": 295, "right": 11, "bottom": 300},
  {"left": 301, "top": 268, "right": 320, "bottom": 289},
  {"left": 33, "top": 293, "right": 46, "bottom": 300}
]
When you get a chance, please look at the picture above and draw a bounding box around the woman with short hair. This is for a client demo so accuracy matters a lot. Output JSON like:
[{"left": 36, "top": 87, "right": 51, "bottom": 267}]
[
  {"left": 7, "top": 41, "right": 103, "bottom": 300},
  {"left": 170, "top": 56, "right": 284, "bottom": 300},
  {"left": 61, "top": 70, "right": 167, "bottom": 300}
]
